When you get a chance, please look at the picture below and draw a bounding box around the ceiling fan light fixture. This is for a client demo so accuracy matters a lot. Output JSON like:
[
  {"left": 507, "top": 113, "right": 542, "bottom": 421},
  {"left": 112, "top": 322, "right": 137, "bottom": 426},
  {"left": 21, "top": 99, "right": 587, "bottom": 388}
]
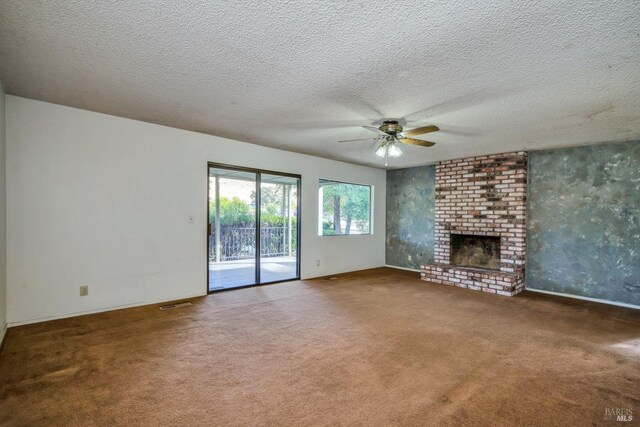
[
  {"left": 388, "top": 143, "right": 402, "bottom": 157},
  {"left": 375, "top": 144, "right": 388, "bottom": 158},
  {"left": 374, "top": 140, "right": 403, "bottom": 159}
]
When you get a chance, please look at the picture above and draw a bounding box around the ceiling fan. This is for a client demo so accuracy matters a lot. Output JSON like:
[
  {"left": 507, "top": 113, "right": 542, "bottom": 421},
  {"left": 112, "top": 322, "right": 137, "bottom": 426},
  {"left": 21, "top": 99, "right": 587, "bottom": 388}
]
[{"left": 339, "top": 120, "right": 439, "bottom": 164}]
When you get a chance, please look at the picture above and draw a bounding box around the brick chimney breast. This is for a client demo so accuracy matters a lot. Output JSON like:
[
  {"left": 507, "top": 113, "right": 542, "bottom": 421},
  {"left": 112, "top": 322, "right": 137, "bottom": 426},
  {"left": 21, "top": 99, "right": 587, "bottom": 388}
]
[{"left": 421, "top": 152, "right": 527, "bottom": 296}]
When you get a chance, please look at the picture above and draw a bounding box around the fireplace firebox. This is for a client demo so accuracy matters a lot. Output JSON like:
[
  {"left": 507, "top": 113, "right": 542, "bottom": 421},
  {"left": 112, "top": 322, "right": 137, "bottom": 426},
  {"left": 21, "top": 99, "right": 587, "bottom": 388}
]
[{"left": 450, "top": 234, "right": 501, "bottom": 270}]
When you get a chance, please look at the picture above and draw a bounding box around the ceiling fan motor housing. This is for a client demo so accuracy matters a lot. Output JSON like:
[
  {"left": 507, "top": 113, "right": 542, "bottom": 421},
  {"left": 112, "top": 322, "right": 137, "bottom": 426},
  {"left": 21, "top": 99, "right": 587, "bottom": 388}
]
[{"left": 380, "top": 120, "right": 403, "bottom": 135}]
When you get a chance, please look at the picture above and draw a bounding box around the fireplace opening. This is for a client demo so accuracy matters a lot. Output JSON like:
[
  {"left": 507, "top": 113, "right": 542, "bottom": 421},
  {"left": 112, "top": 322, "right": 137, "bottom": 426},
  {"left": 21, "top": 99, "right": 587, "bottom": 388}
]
[{"left": 450, "top": 234, "right": 501, "bottom": 270}]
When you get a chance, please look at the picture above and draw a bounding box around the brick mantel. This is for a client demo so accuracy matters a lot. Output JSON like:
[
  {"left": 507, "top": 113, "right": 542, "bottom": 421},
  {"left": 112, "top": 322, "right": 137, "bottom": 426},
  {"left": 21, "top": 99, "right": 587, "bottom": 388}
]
[{"left": 421, "top": 152, "right": 527, "bottom": 296}]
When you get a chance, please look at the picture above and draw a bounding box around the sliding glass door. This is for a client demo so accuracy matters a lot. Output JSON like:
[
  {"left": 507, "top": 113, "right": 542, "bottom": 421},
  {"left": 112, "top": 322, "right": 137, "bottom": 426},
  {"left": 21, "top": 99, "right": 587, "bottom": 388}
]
[
  {"left": 208, "top": 164, "right": 300, "bottom": 292},
  {"left": 260, "top": 174, "right": 299, "bottom": 284},
  {"left": 208, "top": 167, "right": 258, "bottom": 291}
]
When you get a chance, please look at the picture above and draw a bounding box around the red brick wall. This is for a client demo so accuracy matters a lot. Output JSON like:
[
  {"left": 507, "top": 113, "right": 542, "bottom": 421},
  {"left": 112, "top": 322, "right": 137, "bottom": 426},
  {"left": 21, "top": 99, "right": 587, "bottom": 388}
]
[
  {"left": 434, "top": 151, "right": 527, "bottom": 273},
  {"left": 422, "top": 151, "right": 528, "bottom": 296}
]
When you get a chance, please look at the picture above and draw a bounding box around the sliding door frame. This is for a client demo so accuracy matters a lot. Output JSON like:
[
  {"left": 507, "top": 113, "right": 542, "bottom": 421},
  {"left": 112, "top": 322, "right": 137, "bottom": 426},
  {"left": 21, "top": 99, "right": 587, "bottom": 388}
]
[{"left": 206, "top": 162, "right": 302, "bottom": 294}]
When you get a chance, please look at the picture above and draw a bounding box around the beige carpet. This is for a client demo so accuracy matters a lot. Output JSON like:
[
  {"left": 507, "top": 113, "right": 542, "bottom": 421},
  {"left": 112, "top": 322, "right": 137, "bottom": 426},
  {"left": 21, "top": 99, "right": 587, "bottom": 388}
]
[{"left": 0, "top": 268, "right": 639, "bottom": 426}]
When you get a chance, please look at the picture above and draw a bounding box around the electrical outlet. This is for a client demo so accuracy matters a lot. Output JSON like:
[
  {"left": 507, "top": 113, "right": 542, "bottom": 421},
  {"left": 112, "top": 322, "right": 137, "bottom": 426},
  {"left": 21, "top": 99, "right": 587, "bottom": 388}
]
[
  {"left": 80, "top": 285, "right": 88, "bottom": 296},
  {"left": 408, "top": 255, "right": 412, "bottom": 261},
  {"left": 316, "top": 259, "right": 320, "bottom": 267}
]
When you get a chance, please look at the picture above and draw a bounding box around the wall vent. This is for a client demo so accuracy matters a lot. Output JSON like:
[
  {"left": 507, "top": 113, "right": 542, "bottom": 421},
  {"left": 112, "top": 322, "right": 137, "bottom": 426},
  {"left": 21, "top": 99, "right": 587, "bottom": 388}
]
[{"left": 159, "top": 302, "right": 192, "bottom": 310}]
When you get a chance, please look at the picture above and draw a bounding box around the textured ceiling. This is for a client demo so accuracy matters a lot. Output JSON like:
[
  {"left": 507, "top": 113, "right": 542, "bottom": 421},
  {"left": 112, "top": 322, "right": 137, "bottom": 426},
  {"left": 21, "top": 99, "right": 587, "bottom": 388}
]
[{"left": 1, "top": 0, "right": 639, "bottom": 169}]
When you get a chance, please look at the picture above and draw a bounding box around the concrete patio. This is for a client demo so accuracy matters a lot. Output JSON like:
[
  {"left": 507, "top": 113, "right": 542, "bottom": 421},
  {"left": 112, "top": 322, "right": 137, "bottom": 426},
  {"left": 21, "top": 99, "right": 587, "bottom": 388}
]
[{"left": 208, "top": 256, "right": 297, "bottom": 291}]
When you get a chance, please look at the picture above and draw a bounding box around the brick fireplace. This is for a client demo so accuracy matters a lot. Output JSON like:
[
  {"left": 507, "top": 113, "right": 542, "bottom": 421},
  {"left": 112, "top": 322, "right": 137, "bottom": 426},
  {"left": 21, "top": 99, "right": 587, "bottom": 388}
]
[{"left": 421, "top": 152, "right": 527, "bottom": 296}]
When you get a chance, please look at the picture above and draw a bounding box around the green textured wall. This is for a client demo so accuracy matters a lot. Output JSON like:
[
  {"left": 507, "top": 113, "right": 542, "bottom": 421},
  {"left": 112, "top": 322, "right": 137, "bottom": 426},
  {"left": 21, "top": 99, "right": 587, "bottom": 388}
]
[
  {"left": 527, "top": 141, "right": 640, "bottom": 306},
  {"left": 385, "top": 166, "right": 435, "bottom": 270},
  {"left": 385, "top": 141, "right": 640, "bottom": 306}
]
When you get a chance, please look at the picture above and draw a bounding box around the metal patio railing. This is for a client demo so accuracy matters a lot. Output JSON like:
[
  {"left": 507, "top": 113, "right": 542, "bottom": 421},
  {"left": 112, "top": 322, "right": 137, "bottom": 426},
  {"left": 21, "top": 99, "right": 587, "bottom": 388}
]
[{"left": 208, "top": 226, "right": 295, "bottom": 261}]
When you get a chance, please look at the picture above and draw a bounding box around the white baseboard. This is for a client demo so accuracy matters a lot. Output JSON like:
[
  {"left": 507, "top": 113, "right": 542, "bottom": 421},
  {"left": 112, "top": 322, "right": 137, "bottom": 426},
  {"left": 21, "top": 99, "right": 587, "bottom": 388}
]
[
  {"left": 384, "top": 264, "right": 421, "bottom": 273},
  {"left": 526, "top": 288, "right": 640, "bottom": 310},
  {"left": 0, "top": 323, "right": 7, "bottom": 348},
  {"left": 384, "top": 267, "right": 639, "bottom": 310},
  {"left": 7, "top": 292, "right": 207, "bottom": 327}
]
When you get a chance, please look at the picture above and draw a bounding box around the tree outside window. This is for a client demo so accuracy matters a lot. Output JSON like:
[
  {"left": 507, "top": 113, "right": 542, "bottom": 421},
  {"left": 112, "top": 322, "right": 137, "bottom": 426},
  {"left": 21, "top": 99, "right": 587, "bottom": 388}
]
[{"left": 319, "top": 180, "right": 371, "bottom": 235}]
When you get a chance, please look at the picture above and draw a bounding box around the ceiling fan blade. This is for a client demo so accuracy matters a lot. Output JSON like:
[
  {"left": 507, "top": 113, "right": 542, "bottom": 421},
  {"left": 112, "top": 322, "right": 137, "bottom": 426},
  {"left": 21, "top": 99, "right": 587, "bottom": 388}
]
[
  {"left": 403, "top": 125, "right": 440, "bottom": 137},
  {"left": 338, "top": 138, "right": 375, "bottom": 143},
  {"left": 398, "top": 137, "right": 436, "bottom": 147},
  {"left": 362, "top": 125, "right": 384, "bottom": 134}
]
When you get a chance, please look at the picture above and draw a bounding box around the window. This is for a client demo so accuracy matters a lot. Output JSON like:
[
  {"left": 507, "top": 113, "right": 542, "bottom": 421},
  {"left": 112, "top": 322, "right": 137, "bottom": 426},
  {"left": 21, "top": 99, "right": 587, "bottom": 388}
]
[{"left": 318, "top": 180, "right": 372, "bottom": 235}]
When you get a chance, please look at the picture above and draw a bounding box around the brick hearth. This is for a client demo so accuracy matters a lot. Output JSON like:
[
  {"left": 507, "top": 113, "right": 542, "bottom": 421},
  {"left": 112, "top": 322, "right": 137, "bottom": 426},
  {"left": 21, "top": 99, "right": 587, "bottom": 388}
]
[{"left": 421, "top": 151, "right": 527, "bottom": 296}]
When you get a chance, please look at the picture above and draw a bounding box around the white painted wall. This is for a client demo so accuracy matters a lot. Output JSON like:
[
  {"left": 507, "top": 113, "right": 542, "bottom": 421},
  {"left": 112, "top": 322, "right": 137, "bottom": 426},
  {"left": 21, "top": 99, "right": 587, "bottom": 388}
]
[
  {"left": 0, "top": 84, "right": 6, "bottom": 341},
  {"left": 6, "top": 96, "right": 386, "bottom": 325}
]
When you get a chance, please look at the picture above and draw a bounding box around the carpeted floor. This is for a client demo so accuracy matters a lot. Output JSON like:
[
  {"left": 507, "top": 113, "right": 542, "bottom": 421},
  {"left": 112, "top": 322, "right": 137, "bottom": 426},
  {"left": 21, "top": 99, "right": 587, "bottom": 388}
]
[{"left": 1, "top": 268, "right": 639, "bottom": 426}]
